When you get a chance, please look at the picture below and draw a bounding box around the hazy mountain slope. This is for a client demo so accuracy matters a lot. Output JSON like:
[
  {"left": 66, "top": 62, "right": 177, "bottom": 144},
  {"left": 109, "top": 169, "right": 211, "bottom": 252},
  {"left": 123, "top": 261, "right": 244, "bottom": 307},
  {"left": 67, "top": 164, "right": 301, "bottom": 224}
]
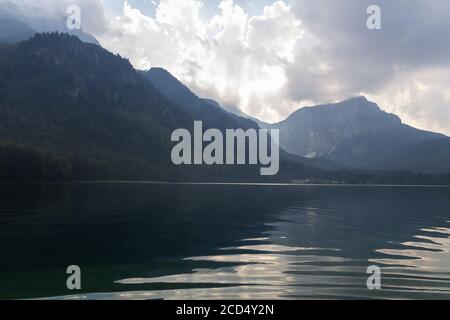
[
  {"left": 381, "top": 137, "right": 450, "bottom": 174},
  {"left": 0, "top": 18, "right": 35, "bottom": 43},
  {"left": 0, "top": 12, "right": 99, "bottom": 45},
  {"left": 142, "top": 67, "right": 343, "bottom": 171},
  {"left": 141, "top": 68, "right": 258, "bottom": 131},
  {"left": 329, "top": 124, "right": 444, "bottom": 168},
  {"left": 266, "top": 96, "right": 446, "bottom": 171},
  {"left": 279, "top": 150, "right": 344, "bottom": 171}
]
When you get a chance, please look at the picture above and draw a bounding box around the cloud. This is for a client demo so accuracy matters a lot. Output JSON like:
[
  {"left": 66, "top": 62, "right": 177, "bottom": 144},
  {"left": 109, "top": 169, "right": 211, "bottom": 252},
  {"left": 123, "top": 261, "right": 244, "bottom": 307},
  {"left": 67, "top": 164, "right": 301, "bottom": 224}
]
[
  {"left": 96, "top": 0, "right": 303, "bottom": 122},
  {"left": 366, "top": 67, "right": 450, "bottom": 135},
  {"left": 288, "top": 0, "right": 450, "bottom": 134},
  {"left": 0, "top": 0, "right": 111, "bottom": 34}
]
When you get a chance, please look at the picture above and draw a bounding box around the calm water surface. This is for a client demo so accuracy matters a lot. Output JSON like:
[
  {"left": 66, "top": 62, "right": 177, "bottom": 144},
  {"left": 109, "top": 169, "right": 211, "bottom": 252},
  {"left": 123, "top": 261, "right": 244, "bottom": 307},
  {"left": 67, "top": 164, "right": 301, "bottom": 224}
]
[{"left": 1, "top": 182, "right": 450, "bottom": 299}]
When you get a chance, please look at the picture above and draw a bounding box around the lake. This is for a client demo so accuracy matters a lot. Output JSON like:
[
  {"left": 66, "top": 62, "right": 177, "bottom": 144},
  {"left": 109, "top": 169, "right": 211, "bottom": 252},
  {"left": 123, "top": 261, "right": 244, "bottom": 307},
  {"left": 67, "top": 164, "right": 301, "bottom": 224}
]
[{"left": 1, "top": 182, "right": 450, "bottom": 299}]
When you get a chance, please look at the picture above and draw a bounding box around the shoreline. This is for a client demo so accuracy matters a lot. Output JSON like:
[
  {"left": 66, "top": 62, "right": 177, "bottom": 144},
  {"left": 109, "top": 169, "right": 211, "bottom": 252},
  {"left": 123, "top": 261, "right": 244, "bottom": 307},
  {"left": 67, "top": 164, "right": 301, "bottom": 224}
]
[{"left": 2, "top": 180, "right": 449, "bottom": 187}]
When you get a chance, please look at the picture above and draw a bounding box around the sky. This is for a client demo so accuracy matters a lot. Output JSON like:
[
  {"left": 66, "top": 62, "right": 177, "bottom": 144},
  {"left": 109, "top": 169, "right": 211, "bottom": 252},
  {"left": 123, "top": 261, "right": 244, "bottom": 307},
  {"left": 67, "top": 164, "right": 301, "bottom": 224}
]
[
  {"left": 1, "top": 0, "right": 449, "bottom": 135},
  {"left": 105, "top": 0, "right": 288, "bottom": 19}
]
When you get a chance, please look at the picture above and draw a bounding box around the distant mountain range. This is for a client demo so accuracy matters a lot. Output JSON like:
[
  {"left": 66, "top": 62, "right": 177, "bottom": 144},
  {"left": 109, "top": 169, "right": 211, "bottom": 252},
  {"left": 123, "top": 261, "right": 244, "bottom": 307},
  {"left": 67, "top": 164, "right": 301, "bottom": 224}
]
[
  {"left": 261, "top": 97, "right": 450, "bottom": 174},
  {"left": 0, "top": 31, "right": 448, "bottom": 183}
]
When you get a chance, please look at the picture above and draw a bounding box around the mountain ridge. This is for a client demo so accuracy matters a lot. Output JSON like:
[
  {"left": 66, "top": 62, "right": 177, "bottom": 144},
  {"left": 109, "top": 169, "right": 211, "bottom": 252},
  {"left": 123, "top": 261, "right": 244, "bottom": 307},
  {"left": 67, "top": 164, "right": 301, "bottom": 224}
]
[
  {"left": 141, "top": 67, "right": 259, "bottom": 131},
  {"left": 141, "top": 67, "right": 343, "bottom": 171},
  {"left": 0, "top": 32, "right": 332, "bottom": 182},
  {"left": 0, "top": 32, "right": 194, "bottom": 179},
  {"left": 0, "top": 33, "right": 448, "bottom": 183},
  {"left": 263, "top": 96, "right": 447, "bottom": 172}
]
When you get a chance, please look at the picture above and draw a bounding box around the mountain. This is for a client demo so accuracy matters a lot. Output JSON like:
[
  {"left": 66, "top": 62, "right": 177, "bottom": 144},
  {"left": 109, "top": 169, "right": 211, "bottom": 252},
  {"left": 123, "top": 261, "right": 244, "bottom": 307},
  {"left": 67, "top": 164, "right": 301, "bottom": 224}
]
[
  {"left": 0, "top": 32, "right": 193, "bottom": 180},
  {"left": 0, "top": 33, "right": 447, "bottom": 183},
  {"left": 0, "top": 32, "right": 327, "bottom": 182},
  {"left": 264, "top": 96, "right": 447, "bottom": 172},
  {"left": 382, "top": 137, "right": 450, "bottom": 174},
  {"left": 0, "top": 18, "right": 35, "bottom": 43},
  {"left": 65, "top": 28, "right": 100, "bottom": 46},
  {"left": 141, "top": 67, "right": 342, "bottom": 171},
  {"left": 141, "top": 68, "right": 258, "bottom": 131}
]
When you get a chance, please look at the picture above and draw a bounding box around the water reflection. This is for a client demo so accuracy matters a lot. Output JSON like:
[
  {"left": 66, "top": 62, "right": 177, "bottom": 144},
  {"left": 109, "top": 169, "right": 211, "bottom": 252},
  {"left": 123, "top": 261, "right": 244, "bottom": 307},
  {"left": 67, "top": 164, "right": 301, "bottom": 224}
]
[
  {"left": 109, "top": 187, "right": 450, "bottom": 300},
  {"left": 1, "top": 183, "right": 450, "bottom": 299},
  {"left": 109, "top": 226, "right": 450, "bottom": 299}
]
